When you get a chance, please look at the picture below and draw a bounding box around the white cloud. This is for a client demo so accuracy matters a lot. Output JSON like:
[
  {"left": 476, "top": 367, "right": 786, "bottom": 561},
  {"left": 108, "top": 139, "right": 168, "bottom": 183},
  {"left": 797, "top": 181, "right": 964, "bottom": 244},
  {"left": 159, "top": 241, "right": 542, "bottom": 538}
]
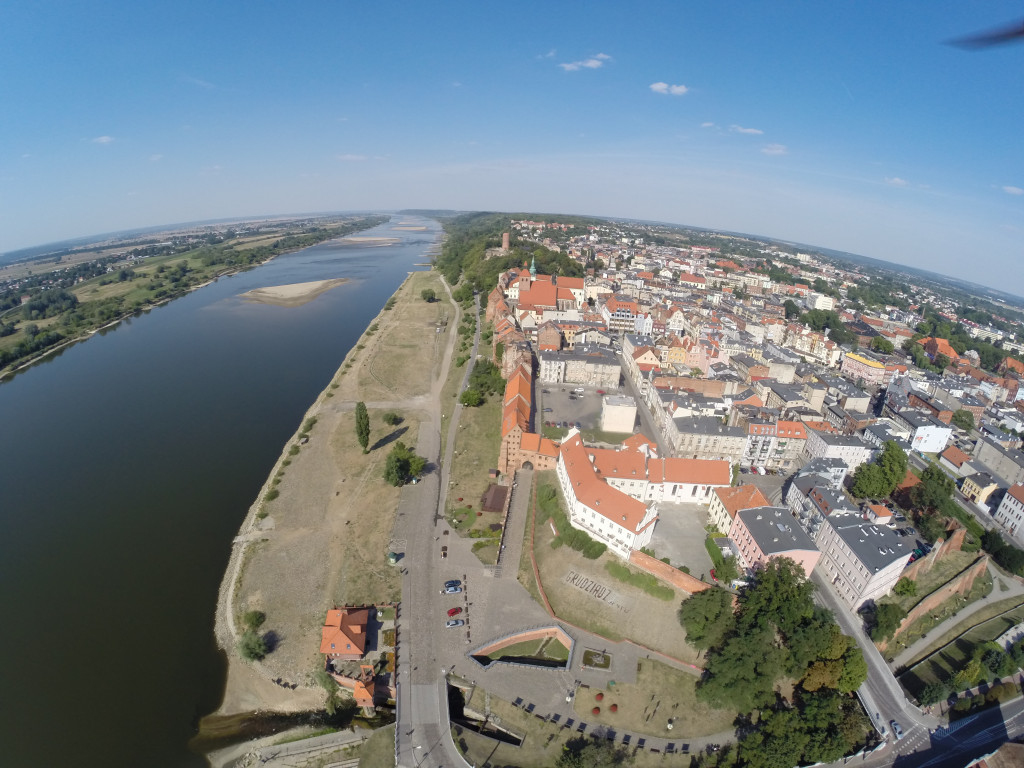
[
  {"left": 181, "top": 76, "right": 215, "bottom": 90},
  {"left": 649, "top": 82, "right": 689, "bottom": 95},
  {"left": 559, "top": 53, "right": 611, "bottom": 71},
  {"left": 92, "top": 135, "right": 114, "bottom": 144},
  {"left": 537, "top": 49, "right": 556, "bottom": 59},
  {"left": 730, "top": 125, "right": 763, "bottom": 135},
  {"left": 885, "top": 177, "right": 909, "bottom": 187},
  {"left": 761, "top": 144, "right": 788, "bottom": 156},
  {"left": 149, "top": 154, "right": 163, "bottom": 162},
  {"left": 336, "top": 154, "right": 367, "bottom": 161},
  {"left": 1003, "top": 185, "right": 1024, "bottom": 196},
  {"left": 701, "top": 122, "right": 716, "bottom": 128}
]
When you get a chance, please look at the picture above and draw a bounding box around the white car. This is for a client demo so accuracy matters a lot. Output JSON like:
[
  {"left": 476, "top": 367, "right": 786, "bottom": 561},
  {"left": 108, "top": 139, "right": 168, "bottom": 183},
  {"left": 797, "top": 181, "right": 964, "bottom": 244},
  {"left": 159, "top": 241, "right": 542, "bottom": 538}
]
[{"left": 445, "top": 619, "right": 465, "bottom": 628}]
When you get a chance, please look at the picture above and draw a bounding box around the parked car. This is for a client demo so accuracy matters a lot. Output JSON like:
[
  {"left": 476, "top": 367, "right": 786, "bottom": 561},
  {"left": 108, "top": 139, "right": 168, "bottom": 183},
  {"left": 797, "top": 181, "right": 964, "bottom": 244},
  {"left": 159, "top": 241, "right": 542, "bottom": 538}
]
[
  {"left": 890, "top": 721, "right": 904, "bottom": 740},
  {"left": 573, "top": 388, "right": 585, "bottom": 394},
  {"left": 574, "top": 421, "right": 582, "bottom": 429},
  {"left": 444, "top": 579, "right": 461, "bottom": 588},
  {"left": 597, "top": 389, "right": 606, "bottom": 394},
  {"left": 443, "top": 585, "right": 462, "bottom": 594},
  {"left": 710, "top": 568, "right": 717, "bottom": 582},
  {"left": 445, "top": 619, "right": 465, "bottom": 628},
  {"left": 542, "top": 389, "right": 550, "bottom": 393},
  {"left": 543, "top": 407, "right": 552, "bottom": 412},
  {"left": 447, "top": 607, "right": 462, "bottom": 617}
]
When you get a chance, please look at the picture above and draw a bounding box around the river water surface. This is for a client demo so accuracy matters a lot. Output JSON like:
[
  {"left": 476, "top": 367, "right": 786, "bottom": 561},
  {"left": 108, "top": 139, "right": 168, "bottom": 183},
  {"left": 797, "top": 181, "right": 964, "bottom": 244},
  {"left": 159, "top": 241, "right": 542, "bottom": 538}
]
[{"left": 0, "top": 216, "right": 439, "bottom": 767}]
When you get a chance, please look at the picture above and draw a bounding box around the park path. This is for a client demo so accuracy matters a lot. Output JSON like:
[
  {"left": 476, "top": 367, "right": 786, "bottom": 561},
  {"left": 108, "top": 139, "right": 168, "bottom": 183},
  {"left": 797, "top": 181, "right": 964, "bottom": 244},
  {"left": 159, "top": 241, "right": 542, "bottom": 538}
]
[{"left": 891, "top": 563, "right": 1024, "bottom": 670}]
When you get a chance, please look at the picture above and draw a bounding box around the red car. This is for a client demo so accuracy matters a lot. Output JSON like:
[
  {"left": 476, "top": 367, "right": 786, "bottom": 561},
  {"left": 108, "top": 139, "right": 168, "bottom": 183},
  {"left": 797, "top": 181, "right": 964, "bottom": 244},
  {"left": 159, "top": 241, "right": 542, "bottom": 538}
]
[
  {"left": 447, "top": 607, "right": 463, "bottom": 618},
  {"left": 597, "top": 389, "right": 606, "bottom": 394}
]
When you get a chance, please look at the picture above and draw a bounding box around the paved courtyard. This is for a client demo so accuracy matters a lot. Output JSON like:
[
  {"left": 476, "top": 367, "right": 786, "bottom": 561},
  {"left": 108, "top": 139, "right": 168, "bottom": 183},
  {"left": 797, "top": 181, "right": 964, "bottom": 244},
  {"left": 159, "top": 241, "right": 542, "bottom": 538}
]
[{"left": 649, "top": 502, "right": 715, "bottom": 579}]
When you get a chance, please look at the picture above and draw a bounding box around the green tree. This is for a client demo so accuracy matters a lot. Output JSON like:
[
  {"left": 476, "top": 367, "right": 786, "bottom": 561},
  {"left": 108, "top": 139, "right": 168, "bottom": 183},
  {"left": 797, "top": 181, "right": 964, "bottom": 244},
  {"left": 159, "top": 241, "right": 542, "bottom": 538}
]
[
  {"left": 870, "top": 603, "right": 907, "bottom": 642},
  {"left": 849, "top": 463, "right": 888, "bottom": 498},
  {"left": 678, "top": 587, "right": 735, "bottom": 650},
  {"left": 911, "top": 465, "right": 955, "bottom": 511},
  {"left": 355, "top": 401, "right": 370, "bottom": 453},
  {"left": 238, "top": 630, "right": 268, "bottom": 661},
  {"left": 459, "top": 388, "right": 483, "bottom": 407},
  {"left": 383, "top": 441, "right": 427, "bottom": 486},
  {"left": 893, "top": 577, "right": 917, "bottom": 597},
  {"left": 382, "top": 411, "right": 402, "bottom": 426},
  {"left": 420, "top": 288, "right": 436, "bottom": 302},
  {"left": 870, "top": 336, "right": 894, "bottom": 354},
  {"left": 242, "top": 610, "right": 266, "bottom": 631},
  {"left": 715, "top": 554, "right": 739, "bottom": 584},
  {"left": 952, "top": 410, "right": 975, "bottom": 431},
  {"left": 555, "top": 739, "right": 634, "bottom": 768},
  {"left": 837, "top": 646, "right": 868, "bottom": 693},
  {"left": 783, "top": 299, "right": 801, "bottom": 319},
  {"left": 918, "top": 680, "right": 948, "bottom": 706}
]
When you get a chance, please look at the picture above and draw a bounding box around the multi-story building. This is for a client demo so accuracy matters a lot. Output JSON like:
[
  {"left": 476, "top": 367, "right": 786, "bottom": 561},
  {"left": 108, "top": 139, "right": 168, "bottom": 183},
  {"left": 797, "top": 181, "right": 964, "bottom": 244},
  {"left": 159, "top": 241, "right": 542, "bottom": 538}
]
[
  {"left": 743, "top": 419, "right": 808, "bottom": 472},
  {"left": 840, "top": 352, "right": 891, "bottom": 387},
  {"left": 708, "top": 484, "right": 771, "bottom": 533},
  {"left": 974, "top": 437, "right": 1024, "bottom": 487},
  {"left": 803, "top": 428, "right": 874, "bottom": 472},
  {"left": 556, "top": 431, "right": 658, "bottom": 560},
  {"left": 670, "top": 417, "right": 747, "bottom": 462},
  {"left": 814, "top": 513, "right": 911, "bottom": 609},
  {"left": 729, "top": 506, "right": 821, "bottom": 577},
  {"left": 537, "top": 344, "right": 621, "bottom": 389},
  {"left": 993, "top": 485, "right": 1024, "bottom": 547},
  {"left": 892, "top": 409, "right": 953, "bottom": 454}
]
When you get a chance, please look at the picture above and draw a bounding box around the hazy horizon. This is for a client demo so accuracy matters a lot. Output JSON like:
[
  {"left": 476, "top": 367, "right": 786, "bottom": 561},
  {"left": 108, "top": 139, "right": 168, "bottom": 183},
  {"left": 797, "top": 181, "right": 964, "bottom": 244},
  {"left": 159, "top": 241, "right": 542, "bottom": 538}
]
[{"left": 2, "top": 2, "right": 1021, "bottom": 292}]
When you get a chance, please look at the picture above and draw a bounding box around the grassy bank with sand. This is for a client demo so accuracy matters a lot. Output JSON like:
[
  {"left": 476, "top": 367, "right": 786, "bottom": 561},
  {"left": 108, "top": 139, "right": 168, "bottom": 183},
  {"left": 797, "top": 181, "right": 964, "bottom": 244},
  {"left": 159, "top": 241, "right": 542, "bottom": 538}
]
[{"left": 203, "top": 267, "right": 455, "bottom": 741}]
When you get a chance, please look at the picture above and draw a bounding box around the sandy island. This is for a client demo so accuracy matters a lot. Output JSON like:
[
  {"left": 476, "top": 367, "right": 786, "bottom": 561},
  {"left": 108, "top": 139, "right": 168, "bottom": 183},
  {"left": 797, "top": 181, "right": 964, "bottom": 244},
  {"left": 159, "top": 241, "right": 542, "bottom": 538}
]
[
  {"left": 240, "top": 279, "right": 349, "bottom": 307},
  {"left": 339, "top": 236, "right": 401, "bottom": 247}
]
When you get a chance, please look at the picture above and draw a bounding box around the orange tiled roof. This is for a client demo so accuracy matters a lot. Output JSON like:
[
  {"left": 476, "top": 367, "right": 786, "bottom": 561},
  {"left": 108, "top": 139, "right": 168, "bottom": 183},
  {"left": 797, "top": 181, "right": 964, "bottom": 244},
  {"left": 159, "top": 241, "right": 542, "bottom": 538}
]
[
  {"left": 1008, "top": 484, "right": 1024, "bottom": 505},
  {"left": 320, "top": 607, "right": 370, "bottom": 656},
  {"left": 713, "top": 485, "right": 771, "bottom": 519},
  {"left": 941, "top": 445, "right": 970, "bottom": 468},
  {"left": 560, "top": 435, "right": 651, "bottom": 532},
  {"left": 654, "top": 457, "right": 731, "bottom": 486}
]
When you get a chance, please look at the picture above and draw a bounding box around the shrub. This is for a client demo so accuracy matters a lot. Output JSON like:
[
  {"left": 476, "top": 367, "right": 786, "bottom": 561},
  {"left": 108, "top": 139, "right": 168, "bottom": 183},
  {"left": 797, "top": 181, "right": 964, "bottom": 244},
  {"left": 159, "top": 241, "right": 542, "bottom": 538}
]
[
  {"left": 238, "top": 630, "right": 268, "bottom": 661},
  {"left": 242, "top": 610, "right": 266, "bottom": 631},
  {"left": 592, "top": 707, "right": 601, "bottom": 715},
  {"left": 382, "top": 412, "right": 402, "bottom": 426},
  {"left": 610, "top": 704, "right": 618, "bottom": 713},
  {"left": 596, "top": 692, "right": 604, "bottom": 701},
  {"left": 265, "top": 488, "right": 280, "bottom": 501}
]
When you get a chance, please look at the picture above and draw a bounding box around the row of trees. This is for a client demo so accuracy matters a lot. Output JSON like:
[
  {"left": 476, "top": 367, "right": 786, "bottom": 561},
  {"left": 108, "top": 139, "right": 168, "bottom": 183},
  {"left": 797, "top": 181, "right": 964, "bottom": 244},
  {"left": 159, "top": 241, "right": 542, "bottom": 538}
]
[{"left": 679, "top": 560, "right": 869, "bottom": 768}]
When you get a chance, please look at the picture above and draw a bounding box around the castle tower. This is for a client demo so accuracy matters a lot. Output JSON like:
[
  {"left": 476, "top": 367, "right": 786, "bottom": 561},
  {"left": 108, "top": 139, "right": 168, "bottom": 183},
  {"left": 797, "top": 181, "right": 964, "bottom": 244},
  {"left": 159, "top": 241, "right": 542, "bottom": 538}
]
[{"left": 502, "top": 232, "right": 510, "bottom": 251}]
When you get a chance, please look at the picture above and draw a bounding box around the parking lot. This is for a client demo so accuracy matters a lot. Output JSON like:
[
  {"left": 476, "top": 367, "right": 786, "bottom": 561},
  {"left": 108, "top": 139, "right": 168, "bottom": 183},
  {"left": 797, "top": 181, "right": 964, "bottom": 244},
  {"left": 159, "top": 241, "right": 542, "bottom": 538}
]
[{"left": 536, "top": 385, "right": 615, "bottom": 434}]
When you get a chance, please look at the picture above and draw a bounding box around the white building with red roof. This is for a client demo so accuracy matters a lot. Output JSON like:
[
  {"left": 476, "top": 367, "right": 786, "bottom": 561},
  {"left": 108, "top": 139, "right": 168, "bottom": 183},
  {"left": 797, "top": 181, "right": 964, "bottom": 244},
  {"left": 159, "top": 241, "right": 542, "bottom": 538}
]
[{"left": 557, "top": 431, "right": 658, "bottom": 559}]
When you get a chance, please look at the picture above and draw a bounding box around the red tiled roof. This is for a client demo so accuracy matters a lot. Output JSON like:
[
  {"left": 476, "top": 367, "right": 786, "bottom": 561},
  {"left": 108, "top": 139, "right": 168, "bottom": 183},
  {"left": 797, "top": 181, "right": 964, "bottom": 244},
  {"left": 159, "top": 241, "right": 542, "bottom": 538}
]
[
  {"left": 320, "top": 607, "right": 370, "bottom": 656},
  {"left": 559, "top": 434, "right": 650, "bottom": 531},
  {"left": 713, "top": 485, "right": 771, "bottom": 519}
]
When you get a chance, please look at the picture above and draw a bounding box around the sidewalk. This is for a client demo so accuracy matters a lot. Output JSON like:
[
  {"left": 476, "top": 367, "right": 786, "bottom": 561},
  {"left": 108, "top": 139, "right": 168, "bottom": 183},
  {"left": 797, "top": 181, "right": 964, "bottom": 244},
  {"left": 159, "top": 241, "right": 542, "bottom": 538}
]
[{"left": 891, "top": 563, "right": 1024, "bottom": 670}]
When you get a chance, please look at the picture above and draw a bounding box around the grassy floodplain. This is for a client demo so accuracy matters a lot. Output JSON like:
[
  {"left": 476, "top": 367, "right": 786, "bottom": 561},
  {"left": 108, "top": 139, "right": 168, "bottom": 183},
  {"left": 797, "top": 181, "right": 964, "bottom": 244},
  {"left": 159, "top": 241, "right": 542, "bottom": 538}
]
[{"left": 0, "top": 215, "right": 387, "bottom": 378}]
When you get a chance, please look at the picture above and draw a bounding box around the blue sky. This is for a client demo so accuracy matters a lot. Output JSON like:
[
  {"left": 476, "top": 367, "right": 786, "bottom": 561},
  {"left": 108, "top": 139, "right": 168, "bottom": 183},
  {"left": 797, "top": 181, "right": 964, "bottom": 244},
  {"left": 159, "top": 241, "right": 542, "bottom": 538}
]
[{"left": 2, "top": 2, "right": 1022, "bottom": 294}]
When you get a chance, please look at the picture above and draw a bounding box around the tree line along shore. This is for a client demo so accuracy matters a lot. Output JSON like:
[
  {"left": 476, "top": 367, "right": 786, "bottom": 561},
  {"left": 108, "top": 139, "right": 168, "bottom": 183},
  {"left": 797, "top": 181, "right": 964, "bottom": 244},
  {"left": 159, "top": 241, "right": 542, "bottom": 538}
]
[{"left": 0, "top": 215, "right": 388, "bottom": 379}]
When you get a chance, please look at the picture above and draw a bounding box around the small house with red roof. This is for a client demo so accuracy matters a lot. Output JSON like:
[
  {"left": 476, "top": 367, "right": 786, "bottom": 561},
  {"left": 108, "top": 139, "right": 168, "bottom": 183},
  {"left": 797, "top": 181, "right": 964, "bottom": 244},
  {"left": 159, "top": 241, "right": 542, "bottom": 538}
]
[{"left": 320, "top": 607, "right": 370, "bottom": 660}]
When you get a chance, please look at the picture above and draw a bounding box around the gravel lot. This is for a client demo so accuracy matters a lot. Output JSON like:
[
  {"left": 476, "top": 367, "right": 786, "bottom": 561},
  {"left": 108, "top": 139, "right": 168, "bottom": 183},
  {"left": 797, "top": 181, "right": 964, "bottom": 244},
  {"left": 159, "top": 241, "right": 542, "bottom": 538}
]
[{"left": 648, "top": 502, "right": 715, "bottom": 578}]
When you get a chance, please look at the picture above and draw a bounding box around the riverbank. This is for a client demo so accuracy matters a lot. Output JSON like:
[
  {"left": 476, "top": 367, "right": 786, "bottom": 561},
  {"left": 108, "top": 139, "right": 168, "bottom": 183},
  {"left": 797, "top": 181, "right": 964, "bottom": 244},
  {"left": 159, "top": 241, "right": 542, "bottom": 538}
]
[
  {"left": 203, "top": 262, "right": 455, "bottom": 755},
  {"left": 0, "top": 216, "right": 386, "bottom": 382}
]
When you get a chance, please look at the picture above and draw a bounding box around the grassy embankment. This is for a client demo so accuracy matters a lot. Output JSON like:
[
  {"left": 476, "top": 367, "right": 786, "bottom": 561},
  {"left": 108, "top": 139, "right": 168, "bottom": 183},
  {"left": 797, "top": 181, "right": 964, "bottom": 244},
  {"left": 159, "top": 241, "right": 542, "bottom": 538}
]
[
  {"left": 0, "top": 216, "right": 386, "bottom": 377},
  {"left": 202, "top": 268, "right": 450, "bottom": 738}
]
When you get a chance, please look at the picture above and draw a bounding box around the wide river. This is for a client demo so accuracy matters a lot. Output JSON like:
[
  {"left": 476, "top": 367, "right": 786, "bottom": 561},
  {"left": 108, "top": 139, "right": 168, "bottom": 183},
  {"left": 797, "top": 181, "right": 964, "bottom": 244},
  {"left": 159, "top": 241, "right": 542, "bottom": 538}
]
[{"left": 0, "top": 216, "right": 440, "bottom": 767}]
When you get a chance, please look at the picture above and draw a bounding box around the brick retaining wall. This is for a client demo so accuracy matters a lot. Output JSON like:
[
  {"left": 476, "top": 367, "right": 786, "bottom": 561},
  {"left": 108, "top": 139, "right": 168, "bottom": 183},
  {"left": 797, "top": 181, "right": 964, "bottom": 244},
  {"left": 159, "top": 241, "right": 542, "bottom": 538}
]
[{"left": 628, "top": 550, "right": 712, "bottom": 594}]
